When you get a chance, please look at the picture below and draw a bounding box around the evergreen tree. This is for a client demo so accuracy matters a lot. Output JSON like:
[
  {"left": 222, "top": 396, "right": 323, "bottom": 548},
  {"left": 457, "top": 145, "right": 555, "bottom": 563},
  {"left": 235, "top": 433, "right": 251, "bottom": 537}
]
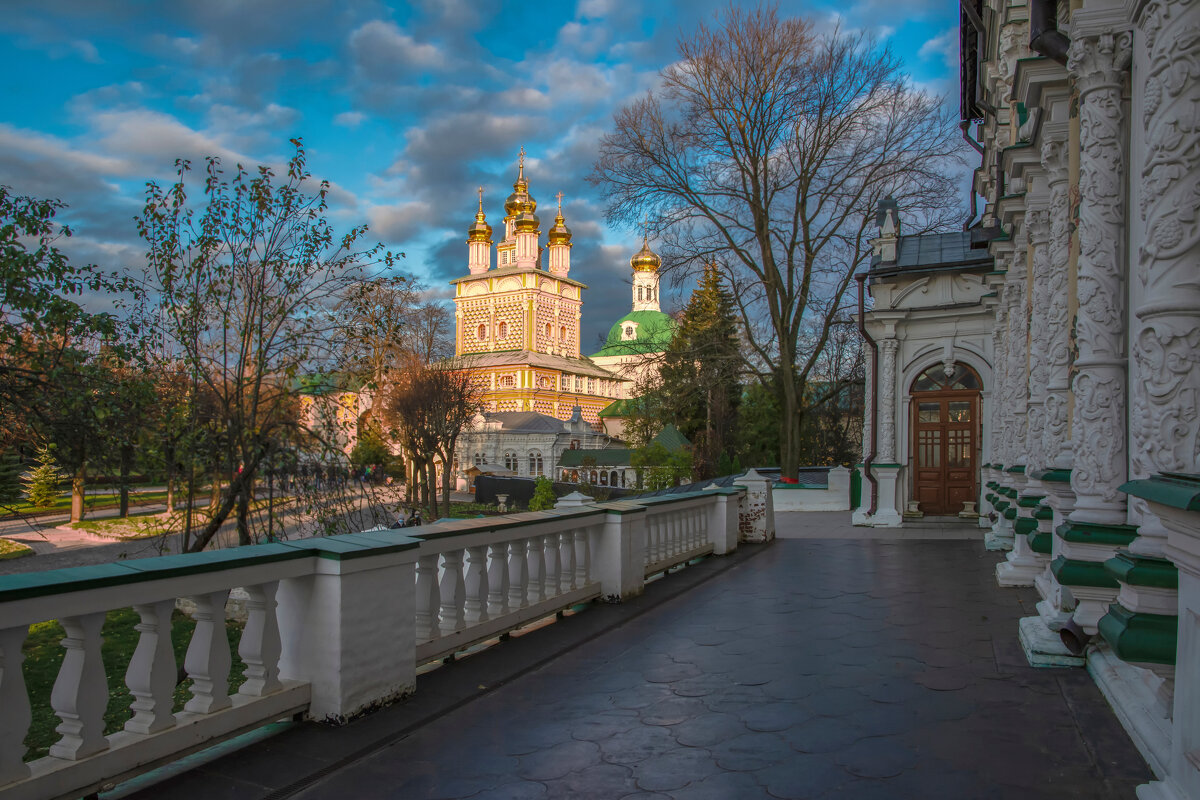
[
  {"left": 529, "top": 476, "right": 557, "bottom": 511},
  {"left": 0, "top": 449, "right": 21, "bottom": 504},
  {"left": 22, "top": 444, "right": 62, "bottom": 508},
  {"left": 645, "top": 264, "right": 742, "bottom": 479}
]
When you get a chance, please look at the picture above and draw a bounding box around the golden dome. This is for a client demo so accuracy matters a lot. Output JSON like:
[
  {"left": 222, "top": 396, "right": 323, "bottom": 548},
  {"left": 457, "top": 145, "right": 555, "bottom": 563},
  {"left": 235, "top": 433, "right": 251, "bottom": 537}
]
[
  {"left": 548, "top": 192, "right": 571, "bottom": 245},
  {"left": 468, "top": 187, "right": 492, "bottom": 243},
  {"left": 630, "top": 237, "right": 661, "bottom": 272},
  {"left": 514, "top": 210, "right": 540, "bottom": 233},
  {"left": 504, "top": 146, "right": 537, "bottom": 217}
]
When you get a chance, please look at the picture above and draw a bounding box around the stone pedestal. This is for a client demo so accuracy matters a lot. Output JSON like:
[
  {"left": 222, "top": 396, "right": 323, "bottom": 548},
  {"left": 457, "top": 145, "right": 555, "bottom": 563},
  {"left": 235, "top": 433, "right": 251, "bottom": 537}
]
[
  {"left": 1019, "top": 615, "right": 1085, "bottom": 668},
  {"left": 868, "top": 465, "right": 903, "bottom": 528}
]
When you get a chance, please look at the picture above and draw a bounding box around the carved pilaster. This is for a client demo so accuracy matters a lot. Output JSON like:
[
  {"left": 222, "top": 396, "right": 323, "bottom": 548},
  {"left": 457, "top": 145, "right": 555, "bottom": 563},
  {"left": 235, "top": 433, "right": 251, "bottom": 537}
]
[
  {"left": 877, "top": 339, "right": 898, "bottom": 463},
  {"left": 991, "top": 300, "right": 1007, "bottom": 464},
  {"left": 1067, "top": 30, "right": 1133, "bottom": 525},
  {"left": 1002, "top": 238, "right": 1029, "bottom": 468},
  {"left": 1041, "top": 134, "right": 1073, "bottom": 470},
  {"left": 1025, "top": 205, "right": 1052, "bottom": 476},
  {"left": 1130, "top": 0, "right": 1200, "bottom": 549}
]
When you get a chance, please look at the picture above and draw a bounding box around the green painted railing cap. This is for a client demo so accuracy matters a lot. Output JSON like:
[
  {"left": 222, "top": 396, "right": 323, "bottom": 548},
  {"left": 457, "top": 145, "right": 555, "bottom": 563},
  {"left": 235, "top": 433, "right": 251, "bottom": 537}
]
[
  {"left": 1028, "top": 531, "right": 1053, "bottom": 554},
  {"left": 1105, "top": 551, "right": 1178, "bottom": 589},
  {"left": 1017, "top": 495, "right": 1045, "bottom": 507},
  {"left": 1005, "top": 465, "right": 1026, "bottom": 474},
  {"left": 1003, "top": 508, "right": 1018, "bottom": 520},
  {"left": 1034, "top": 506, "right": 1054, "bottom": 520},
  {"left": 1051, "top": 555, "right": 1120, "bottom": 589},
  {"left": 1119, "top": 473, "right": 1200, "bottom": 511},
  {"left": 1098, "top": 601, "right": 1177, "bottom": 666},
  {"left": 1031, "top": 468, "right": 1071, "bottom": 483}
]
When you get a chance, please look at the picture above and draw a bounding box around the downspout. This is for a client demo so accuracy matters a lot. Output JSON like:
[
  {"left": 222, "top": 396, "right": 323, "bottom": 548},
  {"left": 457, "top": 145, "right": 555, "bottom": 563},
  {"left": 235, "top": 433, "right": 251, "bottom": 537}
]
[
  {"left": 1029, "top": 0, "right": 1070, "bottom": 65},
  {"left": 857, "top": 273, "right": 879, "bottom": 516}
]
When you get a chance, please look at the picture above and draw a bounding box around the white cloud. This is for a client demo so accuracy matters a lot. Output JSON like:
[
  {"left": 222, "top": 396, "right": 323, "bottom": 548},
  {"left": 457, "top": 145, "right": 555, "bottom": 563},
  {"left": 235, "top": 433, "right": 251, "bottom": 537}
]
[
  {"left": 349, "top": 20, "right": 445, "bottom": 77},
  {"left": 918, "top": 28, "right": 958, "bottom": 71},
  {"left": 334, "top": 111, "right": 366, "bottom": 128}
]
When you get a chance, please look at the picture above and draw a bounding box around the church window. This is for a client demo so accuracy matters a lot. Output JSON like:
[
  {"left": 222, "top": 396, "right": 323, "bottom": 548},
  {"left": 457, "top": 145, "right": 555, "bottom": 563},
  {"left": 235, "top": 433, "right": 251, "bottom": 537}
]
[
  {"left": 560, "top": 325, "right": 566, "bottom": 341},
  {"left": 500, "top": 375, "right": 515, "bottom": 388},
  {"left": 587, "top": 378, "right": 594, "bottom": 393},
  {"left": 478, "top": 323, "right": 487, "bottom": 340},
  {"left": 498, "top": 321, "right": 507, "bottom": 339},
  {"left": 638, "top": 287, "right": 644, "bottom": 301},
  {"left": 625, "top": 325, "right": 634, "bottom": 338},
  {"left": 474, "top": 452, "right": 485, "bottom": 466},
  {"left": 611, "top": 471, "right": 620, "bottom": 487},
  {"left": 529, "top": 450, "right": 543, "bottom": 476},
  {"left": 570, "top": 439, "right": 580, "bottom": 450},
  {"left": 545, "top": 323, "right": 553, "bottom": 339},
  {"left": 504, "top": 451, "right": 518, "bottom": 472},
  {"left": 590, "top": 471, "right": 599, "bottom": 484},
  {"left": 599, "top": 471, "right": 608, "bottom": 486}
]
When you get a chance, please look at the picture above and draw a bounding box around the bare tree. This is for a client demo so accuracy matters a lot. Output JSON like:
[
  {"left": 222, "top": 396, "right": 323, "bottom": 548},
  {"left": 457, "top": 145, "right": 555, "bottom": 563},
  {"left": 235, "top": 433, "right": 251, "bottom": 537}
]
[
  {"left": 139, "top": 139, "right": 395, "bottom": 551},
  {"left": 592, "top": 5, "right": 963, "bottom": 478}
]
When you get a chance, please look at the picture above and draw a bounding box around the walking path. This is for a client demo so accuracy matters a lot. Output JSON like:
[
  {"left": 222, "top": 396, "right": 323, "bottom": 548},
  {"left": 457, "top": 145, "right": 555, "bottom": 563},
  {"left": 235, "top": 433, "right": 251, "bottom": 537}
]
[{"left": 118, "top": 514, "right": 1151, "bottom": 800}]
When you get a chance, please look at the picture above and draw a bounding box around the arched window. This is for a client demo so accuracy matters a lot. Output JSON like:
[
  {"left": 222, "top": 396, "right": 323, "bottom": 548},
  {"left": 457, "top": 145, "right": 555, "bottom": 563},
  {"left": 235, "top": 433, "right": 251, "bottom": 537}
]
[
  {"left": 625, "top": 325, "right": 634, "bottom": 338},
  {"left": 638, "top": 287, "right": 644, "bottom": 301},
  {"left": 590, "top": 470, "right": 599, "bottom": 484},
  {"left": 529, "top": 450, "right": 543, "bottom": 476},
  {"left": 545, "top": 323, "right": 552, "bottom": 339},
  {"left": 911, "top": 363, "right": 982, "bottom": 393},
  {"left": 610, "top": 471, "right": 619, "bottom": 487},
  {"left": 477, "top": 323, "right": 487, "bottom": 340},
  {"left": 599, "top": 471, "right": 608, "bottom": 485},
  {"left": 570, "top": 439, "right": 580, "bottom": 450},
  {"left": 474, "top": 452, "right": 485, "bottom": 466},
  {"left": 498, "top": 321, "right": 507, "bottom": 339},
  {"left": 504, "top": 451, "right": 518, "bottom": 471},
  {"left": 560, "top": 325, "right": 566, "bottom": 341}
]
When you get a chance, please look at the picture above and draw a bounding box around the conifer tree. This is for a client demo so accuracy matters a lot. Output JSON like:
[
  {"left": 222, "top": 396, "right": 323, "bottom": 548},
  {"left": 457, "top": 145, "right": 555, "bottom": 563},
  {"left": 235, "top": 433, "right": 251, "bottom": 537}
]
[
  {"left": 22, "top": 444, "right": 62, "bottom": 508},
  {"left": 0, "top": 449, "right": 21, "bottom": 505},
  {"left": 529, "top": 476, "right": 557, "bottom": 511}
]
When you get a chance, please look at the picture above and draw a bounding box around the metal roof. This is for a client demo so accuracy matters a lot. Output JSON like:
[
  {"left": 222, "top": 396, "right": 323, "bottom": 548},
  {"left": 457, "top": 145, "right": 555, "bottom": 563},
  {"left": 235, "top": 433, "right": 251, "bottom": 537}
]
[{"left": 870, "top": 231, "right": 994, "bottom": 276}]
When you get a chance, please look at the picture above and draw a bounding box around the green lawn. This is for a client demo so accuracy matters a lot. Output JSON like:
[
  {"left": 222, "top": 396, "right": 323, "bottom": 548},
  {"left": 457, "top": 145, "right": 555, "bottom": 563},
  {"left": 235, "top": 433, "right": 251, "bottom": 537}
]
[
  {"left": 0, "top": 538, "right": 33, "bottom": 560},
  {"left": 0, "top": 489, "right": 175, "bottom": 520},
  {"left": 22, "top": 608, "right": 246, "bottom": 761}
]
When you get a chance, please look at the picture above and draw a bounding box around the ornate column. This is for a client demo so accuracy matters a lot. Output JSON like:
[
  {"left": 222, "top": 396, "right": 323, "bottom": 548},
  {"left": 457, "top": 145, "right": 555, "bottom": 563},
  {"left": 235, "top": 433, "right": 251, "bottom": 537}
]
[
  {"left": 998, "top": 203, "right": 1052, "bottom": 585},
  {"left": 1040, "top": 133, "right": 1073, "bottom": 474},
  {"left": 1056, "top": 30, "right": 1137, "bottom": 633},
  {"left": 1096, "top": 1, "right": 1200, "bottom": 763},
  {"left": 985, "top": 274, "right": 1015, "bottom": 550},
  {"left": 870, "top": 338, "right": 903, "bottom": 526}
]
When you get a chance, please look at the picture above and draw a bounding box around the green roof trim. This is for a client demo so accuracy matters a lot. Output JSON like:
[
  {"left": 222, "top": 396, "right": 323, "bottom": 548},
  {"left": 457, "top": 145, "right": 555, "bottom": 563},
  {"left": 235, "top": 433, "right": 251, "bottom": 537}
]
[
  {"left": 1119, "top": 473, "right": 1200, "bottom": 511},
  {"left": 590, "top": 310, "right": 676, "bottom": 359},
  {"left": 652, "top": 424, "right": 691, "bottom": 451},
  {"left": 1098, "top": 602, "right": 1177, "bottom": 666}
]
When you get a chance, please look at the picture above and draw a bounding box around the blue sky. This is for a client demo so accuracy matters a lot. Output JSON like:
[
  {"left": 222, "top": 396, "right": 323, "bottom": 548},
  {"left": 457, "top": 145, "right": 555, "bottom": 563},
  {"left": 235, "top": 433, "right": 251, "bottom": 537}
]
[{"left": 1, "top": 0, "right": 961, "bottom": 348}]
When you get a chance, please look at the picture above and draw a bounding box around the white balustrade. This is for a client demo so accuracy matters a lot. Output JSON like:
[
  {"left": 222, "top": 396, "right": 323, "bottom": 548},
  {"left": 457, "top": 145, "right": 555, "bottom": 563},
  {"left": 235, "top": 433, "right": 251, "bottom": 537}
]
[{"left": 0, "top": 485, "right": 747, "bottom": 800}]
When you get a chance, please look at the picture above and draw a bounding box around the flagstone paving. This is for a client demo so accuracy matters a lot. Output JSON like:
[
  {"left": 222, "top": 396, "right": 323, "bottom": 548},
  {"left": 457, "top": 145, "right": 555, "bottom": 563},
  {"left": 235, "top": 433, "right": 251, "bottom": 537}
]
[{"left": 123, "top": 526, "right": 1153, "bottom": 799}]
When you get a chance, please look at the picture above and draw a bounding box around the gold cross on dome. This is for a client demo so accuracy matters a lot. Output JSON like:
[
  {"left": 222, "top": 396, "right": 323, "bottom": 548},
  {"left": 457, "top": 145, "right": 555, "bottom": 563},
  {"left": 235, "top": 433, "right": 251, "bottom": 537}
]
[
  {"left": 556, "top": 191, "right": 564, "bottom": 211},
  {"left": 477, "top": 186, "right": 484, "bottom": 212},
  {"left": 517, "top": 146, "right": 526, "bottom": 176}
]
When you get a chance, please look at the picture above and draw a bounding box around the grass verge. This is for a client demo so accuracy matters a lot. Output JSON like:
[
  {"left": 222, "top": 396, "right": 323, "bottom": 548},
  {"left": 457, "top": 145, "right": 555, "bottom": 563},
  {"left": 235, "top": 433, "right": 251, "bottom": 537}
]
[
  {"left": 0, "top": 538, "right": 34, "bottom": 560},
  {"left": 22, "top": 607, "right": 246, "bottom": 761}
]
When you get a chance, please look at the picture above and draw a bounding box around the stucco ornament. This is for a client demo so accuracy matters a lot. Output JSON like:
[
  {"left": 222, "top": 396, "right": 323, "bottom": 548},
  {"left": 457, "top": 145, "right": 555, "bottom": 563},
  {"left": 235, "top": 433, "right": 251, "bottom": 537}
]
[
  {"left": 1041, "top": 135, "right": 1073, "bottom": 469},
  {"left": 996, "top": 22, "right": 1030, "bottom": 99},
  {"left": 1066, "top": 30, "right": 1132, "bottom": 521},
  {"left": 877, "top": 339, "right": 899, "bottom": 463},
  {"left": 1024, "top": 205, "right": 1051, "bottom": 476}
]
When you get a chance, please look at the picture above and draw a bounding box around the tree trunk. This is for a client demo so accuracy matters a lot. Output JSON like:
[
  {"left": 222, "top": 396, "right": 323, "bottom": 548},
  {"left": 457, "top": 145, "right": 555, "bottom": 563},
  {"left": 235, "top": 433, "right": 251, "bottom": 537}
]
[
  {"left": 779, "top": 370, "right": 801, "bottom": 481},
  {"left": 426, "top": 462, "right": 438, "bottom": 521},
  {"left": 70, "top": 462, "right": 87, "bottom": 523},
  {"left": 164, "top": 441, "right": 176, "bottom": 512},
  {"left": 236, "top": 480, "right": 251, "bottom": 546},
  {"left": 118, "top": 443, "right": 133, "bottom": 518},
  {"left": 209, "top": 465, "right": 222, "bottom": 515}
]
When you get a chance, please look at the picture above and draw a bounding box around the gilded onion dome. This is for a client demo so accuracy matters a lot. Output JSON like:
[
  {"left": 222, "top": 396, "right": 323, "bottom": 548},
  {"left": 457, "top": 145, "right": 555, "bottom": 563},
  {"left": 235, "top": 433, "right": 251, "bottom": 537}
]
[
  {"left": 504, "top": 147, "right": 537, "bottom": 217},
  {"left": 630, "top": 236, "right": 661, "bottom": 272},
  {"left": 467, "top": 187, "right": 492, "bottom": 243},
  {"left": 548, "top": 193, "right": 571, "bottom": 245},
  {"left": 514, "top": 209, "right": 540, "bottom": 233}
]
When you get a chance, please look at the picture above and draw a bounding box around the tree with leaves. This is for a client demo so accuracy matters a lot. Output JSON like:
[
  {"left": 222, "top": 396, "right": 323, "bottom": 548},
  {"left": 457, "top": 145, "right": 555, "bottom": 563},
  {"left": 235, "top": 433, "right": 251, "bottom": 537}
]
[
  {"left": 529, "top": 476, "right": 556, "bottom": 511},
  {"left": 592, "top": 5, "right": 962, "bottom": 480},
  {"left": 138, "top": 139, "right": 395, "bottom": 550}
]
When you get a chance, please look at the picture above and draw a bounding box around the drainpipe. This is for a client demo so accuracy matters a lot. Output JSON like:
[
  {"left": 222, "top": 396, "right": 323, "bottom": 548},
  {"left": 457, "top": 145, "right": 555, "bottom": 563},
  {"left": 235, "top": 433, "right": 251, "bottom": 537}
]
[
  {"left": 857, "top": 273, "right": 879, "bottom": 516},
  {"left": 1030, "top": 0, "right": 1070, "bottom": 65}
]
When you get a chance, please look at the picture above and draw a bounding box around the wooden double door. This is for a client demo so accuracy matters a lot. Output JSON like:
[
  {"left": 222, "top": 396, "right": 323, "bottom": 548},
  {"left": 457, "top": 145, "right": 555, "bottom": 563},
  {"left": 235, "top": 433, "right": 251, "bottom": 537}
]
[{"left": 911, "top": 391, "right": 979, "bottom": 515}]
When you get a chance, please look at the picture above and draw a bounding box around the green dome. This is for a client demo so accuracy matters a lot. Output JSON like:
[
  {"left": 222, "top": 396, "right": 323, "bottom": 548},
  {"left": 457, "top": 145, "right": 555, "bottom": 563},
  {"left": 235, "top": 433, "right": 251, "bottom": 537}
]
[{"left": 590, "top": 310, "right": 676, "bottom": 358}]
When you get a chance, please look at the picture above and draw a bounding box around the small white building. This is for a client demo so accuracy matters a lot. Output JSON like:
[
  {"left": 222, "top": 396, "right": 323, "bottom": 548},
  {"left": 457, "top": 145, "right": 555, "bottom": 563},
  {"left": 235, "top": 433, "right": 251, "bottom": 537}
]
[{"left": 855, "top": 199, "right": 995, "bottom": 526}]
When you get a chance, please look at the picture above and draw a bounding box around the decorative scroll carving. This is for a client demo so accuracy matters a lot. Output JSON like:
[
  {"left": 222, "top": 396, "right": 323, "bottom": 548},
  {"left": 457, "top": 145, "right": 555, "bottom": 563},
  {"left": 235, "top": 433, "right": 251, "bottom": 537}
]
[
  {"left": 997, "top": 22, "right": 1031, "bottom": 99},
  {"left": 878, "top": 339, "right": 898, "bottom": 463},
  {"left": 1003, "top": 239, "right": 1029, "bottom": 466},
  {"left": 1066, "top": 31, "right": 1132, "bottom": 521},
  {"left": 1042, "top": 135, "right": 1073, "bottom": 469}
]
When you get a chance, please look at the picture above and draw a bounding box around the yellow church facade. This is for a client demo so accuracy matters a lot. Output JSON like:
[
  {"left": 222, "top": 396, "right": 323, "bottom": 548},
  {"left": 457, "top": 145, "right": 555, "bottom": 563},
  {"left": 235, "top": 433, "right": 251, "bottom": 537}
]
[{"left": 451, "top": 151, "right": 626, "bottom": 428}]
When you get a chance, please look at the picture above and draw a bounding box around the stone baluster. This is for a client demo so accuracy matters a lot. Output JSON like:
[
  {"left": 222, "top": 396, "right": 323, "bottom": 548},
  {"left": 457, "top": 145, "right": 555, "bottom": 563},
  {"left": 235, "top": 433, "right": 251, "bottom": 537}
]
[
  {"left": 415, "top": 553, "right": 441, "bottom": 641},
  {"left": 463, "top": 546, "right": 489, "bottom": 625},
  {"left": 561, "top": 532, "right": 577, "bottom": 592},
  {"left": 183, "top": 591, "right": 232, "bottom": 714},
  {"left": 526, "top": 536, "right": 546, "bottom": 604},
  {"left": 487, "top": 542, "right": 511, "bottom": 617},
  {"left": 0, "top": 626, "right": 32, "bottom": 783},
  {"left": 574, "top": 528, "right": 590, "bottom": 587},
  {"left": 125, "top": 600, "right": 177, "bottom": 733},
  {"left": 1058, "top": 29, "right": 1137, "bottom": 632},
  {"left": 438, "top": 549, "right": 467, "bottom": 636},
  {"left": 50, "top": 612, "right": 109, "bottom": 759},
  {"left": 542, "top": 533, "right": 561, "bottom": 599},
  {"left": 508, "top": 539, "right": 529, "bottom": 610},
  {"left": 239, "top": 583, "right": 282, "bottom": 697}
]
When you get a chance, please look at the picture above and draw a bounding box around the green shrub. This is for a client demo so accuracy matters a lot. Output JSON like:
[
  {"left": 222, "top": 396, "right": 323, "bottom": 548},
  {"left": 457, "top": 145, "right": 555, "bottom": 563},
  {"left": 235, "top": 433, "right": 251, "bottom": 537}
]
[
  {"left": 529, "top": 476, "right": 557, "bottom": 511},
  {"left": 21, "top": 445, "right": 62, "bottom": 508}
]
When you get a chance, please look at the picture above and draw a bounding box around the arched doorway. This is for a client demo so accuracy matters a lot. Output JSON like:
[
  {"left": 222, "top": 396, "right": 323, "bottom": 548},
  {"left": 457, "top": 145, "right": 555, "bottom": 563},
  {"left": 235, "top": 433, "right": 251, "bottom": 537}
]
[{"left": 910, "top": 363, "right": 982, "bottom": 515}]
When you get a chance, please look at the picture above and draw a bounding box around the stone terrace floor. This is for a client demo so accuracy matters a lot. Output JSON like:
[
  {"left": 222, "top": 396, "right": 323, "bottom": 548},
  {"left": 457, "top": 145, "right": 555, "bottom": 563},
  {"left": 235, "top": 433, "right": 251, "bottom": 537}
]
[{"left": 120, "top": 512, "right": 1152, "bottom": 800}]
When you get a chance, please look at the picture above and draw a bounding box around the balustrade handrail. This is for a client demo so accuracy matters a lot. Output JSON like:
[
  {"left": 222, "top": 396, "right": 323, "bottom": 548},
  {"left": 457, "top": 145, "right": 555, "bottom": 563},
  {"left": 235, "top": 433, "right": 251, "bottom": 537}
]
[{"left": 0, "top": 482, "right": 758, "bottom": 800}]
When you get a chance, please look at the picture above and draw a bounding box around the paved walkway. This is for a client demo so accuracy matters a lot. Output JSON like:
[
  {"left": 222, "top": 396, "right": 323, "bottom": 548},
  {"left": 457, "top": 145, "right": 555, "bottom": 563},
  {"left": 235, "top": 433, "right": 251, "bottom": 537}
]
[{"left": 120, "top": 517, "right": 1151, "bottom": 800}]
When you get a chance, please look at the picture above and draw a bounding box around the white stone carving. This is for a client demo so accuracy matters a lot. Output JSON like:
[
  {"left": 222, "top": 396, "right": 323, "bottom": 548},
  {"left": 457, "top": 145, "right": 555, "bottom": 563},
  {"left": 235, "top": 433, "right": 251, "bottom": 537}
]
[
  {"left": 878, "top": 339, "right": 898, "bottom": 463},
  {"left": 1067, "top": 30, "right": 1132, "bottom": 524},
  {"left": 1025, "top": 204, "right": 1051, "bottom": 476},
  {"left": 1041, "top": 134, "right": 1073, "bottom": 470}
]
